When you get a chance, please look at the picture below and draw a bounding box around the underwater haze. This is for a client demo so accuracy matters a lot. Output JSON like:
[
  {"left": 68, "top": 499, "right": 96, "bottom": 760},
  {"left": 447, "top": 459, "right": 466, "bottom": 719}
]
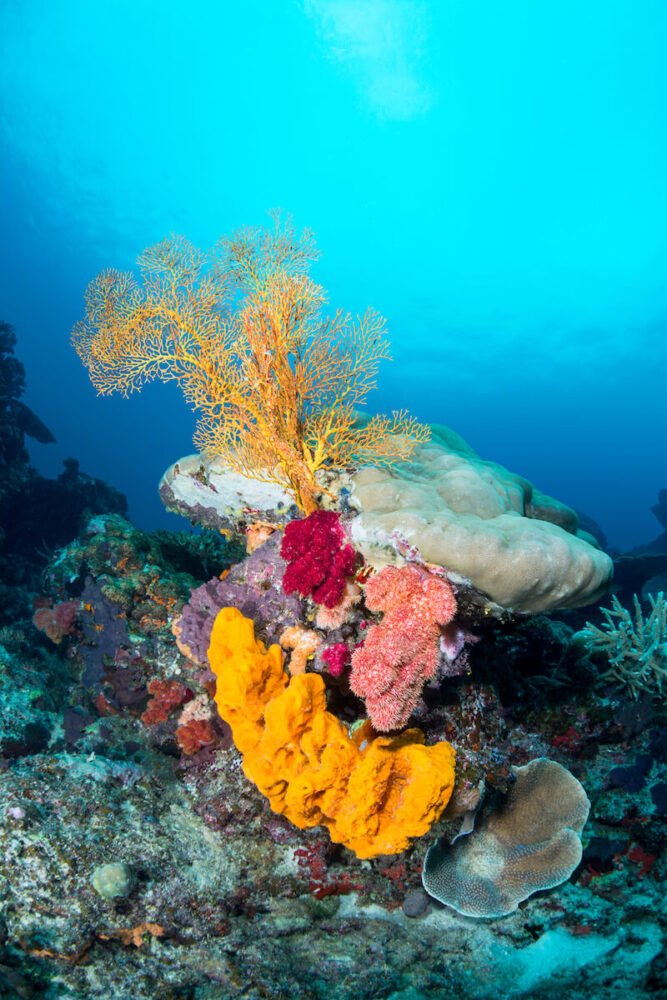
[
  {"left": 2, "top": 6, "right": 667, "bottom": 998},
  {"left": 1, "top": 0, "right": 666, "bottom": 550}
]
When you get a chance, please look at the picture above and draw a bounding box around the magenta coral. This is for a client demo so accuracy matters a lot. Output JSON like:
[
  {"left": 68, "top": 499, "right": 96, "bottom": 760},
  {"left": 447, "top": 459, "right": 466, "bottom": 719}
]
[
  {"left": 350, "top": 565, "right": 457, "bottom": 731},
  {"left": 281, "top": 510, "right": 357, "bottom": 608},
  {"left": 321, "top": 642, "right": 351, "bottom": 678}
]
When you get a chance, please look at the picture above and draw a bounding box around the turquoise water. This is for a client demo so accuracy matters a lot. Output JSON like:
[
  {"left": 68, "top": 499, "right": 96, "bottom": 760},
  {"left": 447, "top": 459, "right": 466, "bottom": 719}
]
[
  {"left": 1, "top": 0, "right": 666, "bottom": 546},
  {"left": 1, "top": 7, "right": 667, "bottom": 997}
]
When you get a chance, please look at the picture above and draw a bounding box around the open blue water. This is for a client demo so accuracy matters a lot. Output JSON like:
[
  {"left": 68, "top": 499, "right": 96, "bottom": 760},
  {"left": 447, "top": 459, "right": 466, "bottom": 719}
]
[{"left": 1, "top": 0, "right": 666, "bottom": 549}]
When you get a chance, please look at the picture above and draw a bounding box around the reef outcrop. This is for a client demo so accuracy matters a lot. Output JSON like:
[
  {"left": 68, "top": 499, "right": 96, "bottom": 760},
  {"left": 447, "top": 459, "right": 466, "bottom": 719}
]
[{"left": 161, "top": 422, "right": 613, "bottom": 615}]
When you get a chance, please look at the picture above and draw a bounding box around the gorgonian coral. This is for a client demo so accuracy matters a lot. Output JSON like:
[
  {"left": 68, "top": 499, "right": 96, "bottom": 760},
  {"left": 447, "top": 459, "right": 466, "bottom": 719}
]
[
  {"left": 72, "top": 215, "right": 429, "bottom": 514},
  {"left": 350, "top": 565, "right": 457, "bottom": 731}
]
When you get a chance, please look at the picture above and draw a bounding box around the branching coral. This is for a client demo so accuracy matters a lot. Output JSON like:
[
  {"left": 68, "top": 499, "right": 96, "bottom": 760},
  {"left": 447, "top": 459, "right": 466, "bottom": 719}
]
[
  {"left": 72, "top": 215, "right": 429, "bottom": 514},
  {"left": 208, "top": 606, "right": 455, "bottom": 858},
  {"left": 576, "top": 592, "right": 667, "bottom": 699},
  {"left": 350, "top": 565, "right": 457, "bottom": 731}
]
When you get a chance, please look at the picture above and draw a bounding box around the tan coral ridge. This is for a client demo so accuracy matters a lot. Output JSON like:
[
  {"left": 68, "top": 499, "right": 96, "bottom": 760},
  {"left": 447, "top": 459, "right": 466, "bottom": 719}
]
[
  {"left": 349, "top": 423, "right": 613, "bottom": 613},
  {"left": 208, "top": 606, "right": 456, "bottom": 859}
]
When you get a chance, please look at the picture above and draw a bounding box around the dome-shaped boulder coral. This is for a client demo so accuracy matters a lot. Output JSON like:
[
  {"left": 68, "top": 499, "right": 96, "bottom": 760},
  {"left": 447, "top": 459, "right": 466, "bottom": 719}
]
[
  {"left": 422, "top": 757, "right": 590, "bottom": 918},
  {"left": 348, "top": 424, "right": 613, "bottom": 613}
]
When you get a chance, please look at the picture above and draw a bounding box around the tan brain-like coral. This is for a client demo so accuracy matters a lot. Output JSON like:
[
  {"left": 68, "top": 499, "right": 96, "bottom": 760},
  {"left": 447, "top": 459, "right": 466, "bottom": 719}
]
[
  {"left": 158, "top": 420, "right": 613, "bottom": 613},
  {"left": 422, "top": 757, "right": 590, "bottom": 917},
  {"left": 348, "top": 423, "right": 613, "bottom": 613}
]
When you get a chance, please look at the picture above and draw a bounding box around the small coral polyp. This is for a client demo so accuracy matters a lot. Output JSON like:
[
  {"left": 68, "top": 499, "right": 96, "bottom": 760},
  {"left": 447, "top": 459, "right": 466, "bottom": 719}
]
[{"left": 208, "top": 606, "right": 456, "bottom": 859}]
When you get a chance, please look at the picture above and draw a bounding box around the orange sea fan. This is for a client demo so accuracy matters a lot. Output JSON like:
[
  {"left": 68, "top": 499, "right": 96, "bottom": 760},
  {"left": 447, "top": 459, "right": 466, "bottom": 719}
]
[{"left": 72, "top": 214, "right": 429, "bottom": 513}]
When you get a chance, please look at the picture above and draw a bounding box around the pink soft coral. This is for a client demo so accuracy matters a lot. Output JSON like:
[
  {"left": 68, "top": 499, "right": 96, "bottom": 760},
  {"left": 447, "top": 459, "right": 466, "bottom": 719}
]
[
  {"left": 281, "top": 510, "right": 357, "bottom": 608},
  {"left": 350, "top": 565, "right": 457, "bottom": 731}
]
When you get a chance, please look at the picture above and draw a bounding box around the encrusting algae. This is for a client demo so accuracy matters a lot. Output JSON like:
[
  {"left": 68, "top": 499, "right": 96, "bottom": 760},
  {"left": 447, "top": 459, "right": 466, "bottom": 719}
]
[{"left": 208, "top": 606, "right": 456, "bottom": 859}]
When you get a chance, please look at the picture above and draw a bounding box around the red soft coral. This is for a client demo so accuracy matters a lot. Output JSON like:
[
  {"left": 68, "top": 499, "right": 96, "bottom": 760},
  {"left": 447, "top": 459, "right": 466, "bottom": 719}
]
[
  {"left": 176, "top": 718, "right": 218, "bottom": 755},
  {"left": 32, "top": 600, "right": 79, "bottom": 644},
  {"left": 141, "top": 679, "right": 190, "bottom": 725},
  {"left": 281, "top": 510, "right": 357, "bottom": 608},
  {"left": 350, "top": 565, "right": 456, "bottom": 731}
]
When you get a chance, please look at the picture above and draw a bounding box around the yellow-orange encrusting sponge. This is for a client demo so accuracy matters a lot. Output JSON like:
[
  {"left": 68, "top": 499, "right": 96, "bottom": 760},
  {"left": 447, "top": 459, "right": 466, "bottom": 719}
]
[{"left": 209, "top": 607, "right": 456, "bottom": 858}]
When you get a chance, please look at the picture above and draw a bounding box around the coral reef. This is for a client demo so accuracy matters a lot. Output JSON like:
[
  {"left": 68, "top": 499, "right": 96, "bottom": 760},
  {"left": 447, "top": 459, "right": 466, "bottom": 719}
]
[
  {"left": 422, "top": 758, "right": 590, "bottom": 917},
  {"left": 0, "top": 324, "right": 127, "bottom": 626},
  {"left": 0, "top": 507, "right": 664, "bottom": 998},
  {"left": 2, "top": 227, "right": 666, "bottom": 995},
  {"left": 209, "top": 606, "right": 456, "bottom": 858},
  {"left": 0, "top": 320, "right": 54, "bottom": 497}
]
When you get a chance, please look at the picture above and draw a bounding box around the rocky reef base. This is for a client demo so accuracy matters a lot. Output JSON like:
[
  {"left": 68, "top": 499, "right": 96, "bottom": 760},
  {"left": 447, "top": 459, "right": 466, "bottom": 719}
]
[{"left": 0, "top": 515, "right": 665, "bottom": 999}]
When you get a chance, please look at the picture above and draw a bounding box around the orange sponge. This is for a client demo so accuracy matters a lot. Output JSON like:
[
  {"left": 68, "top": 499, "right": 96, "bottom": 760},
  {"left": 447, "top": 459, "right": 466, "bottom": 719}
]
[{"left": 209, "top": 606, "right": 456, "bottom": 858}]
